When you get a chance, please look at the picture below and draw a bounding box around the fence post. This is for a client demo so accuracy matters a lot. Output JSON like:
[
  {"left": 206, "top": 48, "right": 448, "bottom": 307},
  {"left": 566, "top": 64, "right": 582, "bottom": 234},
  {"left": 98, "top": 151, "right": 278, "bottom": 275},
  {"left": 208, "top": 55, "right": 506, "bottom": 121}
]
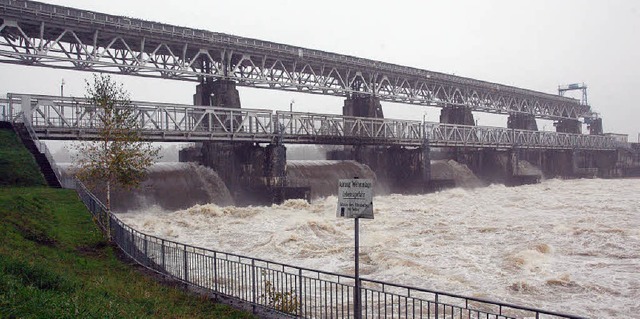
[
  {"left": 435, "top": 293, "right": 439, "bottom": 319},
  {"left": 298, "top": 268, "right": 303, "bottom": 317},
  {"left": 251, "top": 259, "right": 256, "bottom": 313},
  {"left": 213, "top": 251, "right": 218, "bottom": 294},
  {"left": 160, "top": 239, "right": 165, "bottom": 272},
  {"left": 183, "top": 245, "right": 188, "bottom": 282},
  {"left": 130, "top": 227, "right": 135, "bottom": 257},
  {"left": 143, "top": 234, "right": 148, "bottom": 267}
]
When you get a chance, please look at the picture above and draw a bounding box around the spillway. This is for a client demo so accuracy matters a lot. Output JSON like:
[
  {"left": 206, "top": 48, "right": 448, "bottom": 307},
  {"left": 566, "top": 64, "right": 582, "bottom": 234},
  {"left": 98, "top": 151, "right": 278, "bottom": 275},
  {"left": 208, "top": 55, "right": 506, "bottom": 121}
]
[
  {"left": 286, "top": 160, "right": 381, "bottom": 198},
  {"left": 61, "top": 162, "right": 234, "bottom": 212}
]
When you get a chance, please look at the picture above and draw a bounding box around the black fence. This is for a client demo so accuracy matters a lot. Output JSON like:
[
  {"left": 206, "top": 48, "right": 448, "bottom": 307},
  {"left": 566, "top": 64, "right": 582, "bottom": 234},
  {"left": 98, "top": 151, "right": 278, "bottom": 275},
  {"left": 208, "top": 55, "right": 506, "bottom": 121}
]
[{"left": 76, "top": 182, "right": 587, "bottom": 319}]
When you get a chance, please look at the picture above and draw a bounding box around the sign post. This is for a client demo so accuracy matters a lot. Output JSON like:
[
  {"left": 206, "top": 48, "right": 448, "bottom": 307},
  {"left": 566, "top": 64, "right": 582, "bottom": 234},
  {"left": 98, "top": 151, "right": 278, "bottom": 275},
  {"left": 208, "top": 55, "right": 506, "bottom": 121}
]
[{"left": 337, "top": 178, "right": 373, "bottom": 319}]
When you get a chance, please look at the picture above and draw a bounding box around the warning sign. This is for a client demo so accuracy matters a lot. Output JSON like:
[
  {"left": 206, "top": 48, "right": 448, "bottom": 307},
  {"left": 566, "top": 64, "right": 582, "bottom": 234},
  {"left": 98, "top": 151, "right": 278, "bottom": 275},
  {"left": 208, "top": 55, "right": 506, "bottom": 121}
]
[{"left": 336, "top": 179, "right": 374, "bottom": 219}]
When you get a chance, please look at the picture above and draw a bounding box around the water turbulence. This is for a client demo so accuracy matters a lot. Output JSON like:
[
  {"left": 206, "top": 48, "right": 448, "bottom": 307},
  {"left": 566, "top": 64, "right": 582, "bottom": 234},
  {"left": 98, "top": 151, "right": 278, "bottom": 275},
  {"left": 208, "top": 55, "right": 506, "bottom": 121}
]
[
  {"left": 286, "top": 160, "right": 381, "bottom": 198},
  {"left": 63, "top": 162, "right": 233, "bottom": 212},
  {"left": 118, "top": 178, "right": 640, "bottom": 318},
  {"left": 430, "top": 159, "right": 484, "bottom": 188}
]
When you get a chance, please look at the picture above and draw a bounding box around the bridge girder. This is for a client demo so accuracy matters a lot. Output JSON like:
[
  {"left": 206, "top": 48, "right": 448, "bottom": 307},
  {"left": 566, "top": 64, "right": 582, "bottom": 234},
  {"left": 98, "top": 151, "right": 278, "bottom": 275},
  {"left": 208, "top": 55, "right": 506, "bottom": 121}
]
[
  {"left": 0, "top": 94, "right": 621, "bottom": 151},
  {"left": 0, "top": 0, "right": 590, "bottom": 121}
]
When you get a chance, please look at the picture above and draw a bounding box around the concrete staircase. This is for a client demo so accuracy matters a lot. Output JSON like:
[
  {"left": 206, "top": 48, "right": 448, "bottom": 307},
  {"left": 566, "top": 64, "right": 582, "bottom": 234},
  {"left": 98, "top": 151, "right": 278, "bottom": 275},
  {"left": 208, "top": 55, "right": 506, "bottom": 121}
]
[{"left": 8, "top": 121, "right": 62, "bottom": 188}]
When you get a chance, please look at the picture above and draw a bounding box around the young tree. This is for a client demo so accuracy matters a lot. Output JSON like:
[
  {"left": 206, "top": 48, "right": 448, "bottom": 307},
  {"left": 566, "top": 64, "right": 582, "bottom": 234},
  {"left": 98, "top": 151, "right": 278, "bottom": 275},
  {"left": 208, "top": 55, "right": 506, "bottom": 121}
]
[{"left": 74, "top": 74, "right": 159, "bottom": 213}]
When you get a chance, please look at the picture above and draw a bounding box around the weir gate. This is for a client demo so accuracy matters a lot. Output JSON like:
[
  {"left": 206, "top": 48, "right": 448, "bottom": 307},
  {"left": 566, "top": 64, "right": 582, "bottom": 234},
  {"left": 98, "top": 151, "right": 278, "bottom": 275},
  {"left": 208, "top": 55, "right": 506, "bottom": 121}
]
[{"left": 0, "top": 0, "right": 638, "bottom": 204}]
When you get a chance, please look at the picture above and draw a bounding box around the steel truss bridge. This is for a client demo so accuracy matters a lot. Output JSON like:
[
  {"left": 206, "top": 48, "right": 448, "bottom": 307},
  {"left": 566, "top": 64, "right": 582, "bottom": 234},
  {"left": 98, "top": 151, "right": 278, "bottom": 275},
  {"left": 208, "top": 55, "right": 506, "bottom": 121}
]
[
  {"left": 0, "top": 94, "right": 619, "bottom": 150},
  {"left": 0, "top": 0, "right": 591, "bottom": 121}
]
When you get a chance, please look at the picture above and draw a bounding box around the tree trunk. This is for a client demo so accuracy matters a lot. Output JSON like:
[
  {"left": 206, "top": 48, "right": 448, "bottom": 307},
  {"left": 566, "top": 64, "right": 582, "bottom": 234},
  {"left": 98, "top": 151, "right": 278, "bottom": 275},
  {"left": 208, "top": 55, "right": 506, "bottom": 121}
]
[
  {"left": 106, "top": 179, "right": 111, "bottom": 240},
  {"left": 106, "top": 179, "right": 111, "bottom": 211}
]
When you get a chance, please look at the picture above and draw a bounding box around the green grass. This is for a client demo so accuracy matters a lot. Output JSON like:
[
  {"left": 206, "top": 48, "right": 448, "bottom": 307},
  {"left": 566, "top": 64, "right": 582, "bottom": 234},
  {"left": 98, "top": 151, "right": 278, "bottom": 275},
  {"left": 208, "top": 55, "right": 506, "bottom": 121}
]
[
  {"left": 0, "top": 127, "right": 255, "bottom": 318},
  {"left": 0, "top": 128, "right": 46, "bottom": 187}
]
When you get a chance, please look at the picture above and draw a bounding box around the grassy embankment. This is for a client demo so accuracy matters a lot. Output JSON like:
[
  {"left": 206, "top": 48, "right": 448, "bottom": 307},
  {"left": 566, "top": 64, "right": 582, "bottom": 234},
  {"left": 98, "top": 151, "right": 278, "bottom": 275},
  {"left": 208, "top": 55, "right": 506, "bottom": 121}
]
[{"left": 0, "top": 128, "right": 254, "bottom": 318}]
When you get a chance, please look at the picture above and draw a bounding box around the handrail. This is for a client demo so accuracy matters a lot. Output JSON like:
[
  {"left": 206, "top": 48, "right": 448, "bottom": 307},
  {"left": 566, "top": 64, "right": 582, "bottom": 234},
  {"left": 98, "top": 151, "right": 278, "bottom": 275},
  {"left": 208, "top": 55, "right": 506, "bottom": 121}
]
[
  {"left": 6, "top": 93, "right": 626, "bottom": 150},
  {"left": 18, "top": 105, "right": 65, "bottom": 188},
  {"left": 73, "top": 179, "right": 588, "bottom": 319}
]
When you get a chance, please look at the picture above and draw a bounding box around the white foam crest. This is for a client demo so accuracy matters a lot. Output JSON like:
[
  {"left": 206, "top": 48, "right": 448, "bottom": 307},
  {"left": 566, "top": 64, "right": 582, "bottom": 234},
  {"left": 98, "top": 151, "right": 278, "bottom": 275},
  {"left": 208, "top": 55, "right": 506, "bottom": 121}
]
[{"left": 117, "top": 178, "right": 640, "bottom": 318}]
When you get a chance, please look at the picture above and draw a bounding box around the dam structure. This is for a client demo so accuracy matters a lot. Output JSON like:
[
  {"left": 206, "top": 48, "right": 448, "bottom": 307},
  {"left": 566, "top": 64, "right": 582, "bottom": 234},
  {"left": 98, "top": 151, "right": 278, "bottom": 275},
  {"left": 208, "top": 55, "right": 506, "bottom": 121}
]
[
  {"left": 1, "top": 2, "right": 639, "bottom": 318},
  {"left": 0, "top": 0, "right": 638, "bottom": 204},
  {"left": 1, "top": 93, "right": 635, "bottom": 204}
]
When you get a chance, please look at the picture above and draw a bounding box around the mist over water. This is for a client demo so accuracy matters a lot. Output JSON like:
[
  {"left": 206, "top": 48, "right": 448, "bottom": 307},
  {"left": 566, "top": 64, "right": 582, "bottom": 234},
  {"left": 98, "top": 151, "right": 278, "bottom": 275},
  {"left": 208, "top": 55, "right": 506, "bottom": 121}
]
[{"left": 118, "top": 178, "right": 640, "bottom": 318}]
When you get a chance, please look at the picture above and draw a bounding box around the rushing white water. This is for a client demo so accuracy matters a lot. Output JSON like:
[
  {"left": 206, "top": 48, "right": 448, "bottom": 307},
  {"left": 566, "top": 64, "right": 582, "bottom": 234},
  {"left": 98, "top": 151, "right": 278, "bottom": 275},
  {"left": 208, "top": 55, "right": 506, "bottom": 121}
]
[{"left": 118, "top": 178, "right": 640, "bottom": 318}]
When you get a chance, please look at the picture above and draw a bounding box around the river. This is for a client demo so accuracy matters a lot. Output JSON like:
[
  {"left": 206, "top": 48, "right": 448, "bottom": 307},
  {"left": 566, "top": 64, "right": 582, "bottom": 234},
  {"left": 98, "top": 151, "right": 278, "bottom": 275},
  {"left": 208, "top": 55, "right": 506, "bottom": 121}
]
[{"left": 117, "top": 178, "right": 639, "bottom": 318}]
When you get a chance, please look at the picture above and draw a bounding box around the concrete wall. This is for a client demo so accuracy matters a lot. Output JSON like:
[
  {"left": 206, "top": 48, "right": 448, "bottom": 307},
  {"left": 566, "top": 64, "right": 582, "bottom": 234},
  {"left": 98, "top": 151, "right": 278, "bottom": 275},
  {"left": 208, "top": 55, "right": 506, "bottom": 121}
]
[{"left": 328, "top": 144, "right": 430, "bottom": 193}]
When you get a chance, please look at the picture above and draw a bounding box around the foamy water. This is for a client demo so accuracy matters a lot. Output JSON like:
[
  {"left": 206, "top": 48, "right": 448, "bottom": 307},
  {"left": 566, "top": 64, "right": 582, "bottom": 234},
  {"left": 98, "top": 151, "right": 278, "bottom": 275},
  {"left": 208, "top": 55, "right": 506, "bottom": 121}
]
[{"left": 118, "top": 178, "right": 640, "bottom": 318}]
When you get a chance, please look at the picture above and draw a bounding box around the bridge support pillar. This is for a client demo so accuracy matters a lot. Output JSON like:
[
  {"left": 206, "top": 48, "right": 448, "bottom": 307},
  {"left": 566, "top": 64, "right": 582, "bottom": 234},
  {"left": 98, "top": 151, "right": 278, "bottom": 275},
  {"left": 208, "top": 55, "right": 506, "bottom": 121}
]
[
  {"left": 555, "top": 119, "right": 581, "bottom": 134},
  {"left": 541, "top": 150, "right": 576, "bottom": 178},
  {"left": 350, "top": 144, "right": 430, "bottom": 193},
  {"left": 507, "top": 113, "right": 538, "bottom": 131},
  {"left": 588, "top": 118, "right": 603, "bottom": 135},
  {"left": 180, "top": 141, "right": 289, "bottom": 205},
  {"left": 508, "top": 149, "right": 542, "bottom": 185},
  {"left": 343, "top": 96, "right": 384, "bottom": 118},
  {"left": 572, "top": 149, "right": 620, "bottom": 178},
  {"left": 439, "top": 105, "right": 475, "bottom": 125},
  {"left": 194, "top": 79, "right": 241, "bottom": 108},
  {"left": 264, "top": 142, "right": 287, "bottom": 203},
  {"left": 455, "top": 148, "right": 541, "bottom": 185}
]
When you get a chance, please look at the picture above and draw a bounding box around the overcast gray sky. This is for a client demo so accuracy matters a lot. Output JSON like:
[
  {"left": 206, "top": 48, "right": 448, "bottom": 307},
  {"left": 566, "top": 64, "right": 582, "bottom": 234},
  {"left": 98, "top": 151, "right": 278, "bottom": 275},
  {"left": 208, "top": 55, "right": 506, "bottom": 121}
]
[{"left": 1, "top": 0, "right": 639, "bottom": 140}]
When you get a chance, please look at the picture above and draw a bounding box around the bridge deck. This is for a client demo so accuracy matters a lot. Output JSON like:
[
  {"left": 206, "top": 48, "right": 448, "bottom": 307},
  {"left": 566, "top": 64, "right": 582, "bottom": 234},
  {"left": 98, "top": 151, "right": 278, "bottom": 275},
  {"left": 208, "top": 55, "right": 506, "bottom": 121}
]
[
  {"left": 0, "top": 94, "right": 620, "bottom": 150},
  {"left": 0, "top": 0, "right": 589, "bottom": 121}
]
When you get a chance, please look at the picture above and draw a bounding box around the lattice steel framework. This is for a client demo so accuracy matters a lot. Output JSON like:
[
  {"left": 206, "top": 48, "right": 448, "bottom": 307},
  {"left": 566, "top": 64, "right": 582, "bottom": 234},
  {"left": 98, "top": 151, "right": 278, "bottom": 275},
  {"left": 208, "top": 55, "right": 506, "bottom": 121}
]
[
  {"left": 0, "top": 0, "right": 591, "bottom": 121},
  {"left": 6, "top": 93, "right": 620, "bottom": 150}
]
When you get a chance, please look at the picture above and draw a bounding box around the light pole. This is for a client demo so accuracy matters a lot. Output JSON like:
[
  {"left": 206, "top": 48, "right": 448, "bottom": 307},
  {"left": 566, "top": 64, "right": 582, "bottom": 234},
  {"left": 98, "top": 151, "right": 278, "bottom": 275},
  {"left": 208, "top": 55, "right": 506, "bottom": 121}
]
[
  {"left": 289, "top": 99, "right": 295, "bottom": 133},
  {"left": 422, "top": 112, "right": 427, "bottom": 139},
  {"left": 60, "top": 78, "right": 65, "bottom": 97}
]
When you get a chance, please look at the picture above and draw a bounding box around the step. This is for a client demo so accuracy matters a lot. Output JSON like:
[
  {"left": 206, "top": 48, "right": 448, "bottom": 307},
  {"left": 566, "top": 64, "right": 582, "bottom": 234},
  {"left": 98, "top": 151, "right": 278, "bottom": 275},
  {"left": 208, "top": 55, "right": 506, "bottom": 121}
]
[{"left": 10, "top": 124, "right": 62, "bottom": 189}]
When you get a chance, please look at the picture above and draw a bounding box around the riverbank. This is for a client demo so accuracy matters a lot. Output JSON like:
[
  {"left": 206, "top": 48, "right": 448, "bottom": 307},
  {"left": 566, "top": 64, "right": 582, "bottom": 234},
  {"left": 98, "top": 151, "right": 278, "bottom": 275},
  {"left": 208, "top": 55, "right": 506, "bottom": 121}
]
[{"left": 0, "top": 126, "right": 254, "bottom": 318}]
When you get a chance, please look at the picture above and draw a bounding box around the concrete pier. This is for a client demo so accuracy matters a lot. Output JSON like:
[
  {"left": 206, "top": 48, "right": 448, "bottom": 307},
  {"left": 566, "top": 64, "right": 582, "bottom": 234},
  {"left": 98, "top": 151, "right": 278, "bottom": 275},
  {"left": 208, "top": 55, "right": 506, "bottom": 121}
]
[
  {"left": 185, "top": 79, "right": 297, "bottom": 204},
  {"left": 440, "top": 105, "right": 475, "bottom": 125},
  {"left": 343, "top": 96, "right": 384, "bottom": 118},
  {"left": 335, "top": 95, "right": 430, "bottom": 192},
  {"left": 508, "top": 113, "right": 538, "bottom": 131},
  {"left": 449, "top": 148, "right": 541, "bottom": 186},
  {"left": 194, "top": 79, "right": 241, "bottom": 108},
  {"left": 555, "top": 119, "right": 582, "bottom": 134},
  {"left": 180, "top": 142, "right": 291, "bottom": 205},
  {"left": 327, "top": 143, "right": 430, "bottom": 193}
]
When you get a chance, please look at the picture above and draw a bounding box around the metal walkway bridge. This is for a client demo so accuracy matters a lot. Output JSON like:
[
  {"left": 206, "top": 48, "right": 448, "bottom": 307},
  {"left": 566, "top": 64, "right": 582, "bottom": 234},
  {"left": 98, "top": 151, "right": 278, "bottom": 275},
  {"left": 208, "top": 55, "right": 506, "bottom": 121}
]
[
  {"left": 0, "top": 0, "right": 590, "bottom": 121},
  {"left": 1, "top": 94, "right": 619, "bottom": 150}
]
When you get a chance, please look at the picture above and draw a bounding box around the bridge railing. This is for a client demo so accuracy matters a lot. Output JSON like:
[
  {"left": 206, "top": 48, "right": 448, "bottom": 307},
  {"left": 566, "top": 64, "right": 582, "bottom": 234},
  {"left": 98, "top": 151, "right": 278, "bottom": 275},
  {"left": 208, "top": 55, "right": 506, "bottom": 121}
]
[
  {"left": 6, "top": 93, "right": 623, "bottom": 150},
  {"left": 72, "top": 179, "right": 586, "bottom": 319},
  {"left": 424, "top": 123, "right": 619, "bottom": 149},
  {"left": 276, "top": 111, "right": 423, "bottom": 144},
  {"left": 0, "top": 98, "right": 8, "bottom": 122},
  {"left": 0, "top": 97, "right": 21, "bottom": 122},
  {"left": 16, "top": 108, "right": 72, "bottom": 188}
]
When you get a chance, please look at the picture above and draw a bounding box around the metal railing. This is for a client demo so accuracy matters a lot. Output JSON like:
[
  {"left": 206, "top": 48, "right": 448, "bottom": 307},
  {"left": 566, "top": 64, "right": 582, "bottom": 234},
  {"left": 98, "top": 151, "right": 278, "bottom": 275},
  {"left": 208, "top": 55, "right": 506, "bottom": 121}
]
[
  {"left": 0, "top": 0, "right": 590, "bottom": 121},
  {"left": 73, "top": 181, "right": 587, "bottom": 319},
  {"left": 0, "top": 98, "right": 10, "bottom": 122},
  {"left": 16, "top": 109, "right": 67, "bottom": 188},
  {"left": 6, "top": 93, "right": 625, "bottom": 150}
]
